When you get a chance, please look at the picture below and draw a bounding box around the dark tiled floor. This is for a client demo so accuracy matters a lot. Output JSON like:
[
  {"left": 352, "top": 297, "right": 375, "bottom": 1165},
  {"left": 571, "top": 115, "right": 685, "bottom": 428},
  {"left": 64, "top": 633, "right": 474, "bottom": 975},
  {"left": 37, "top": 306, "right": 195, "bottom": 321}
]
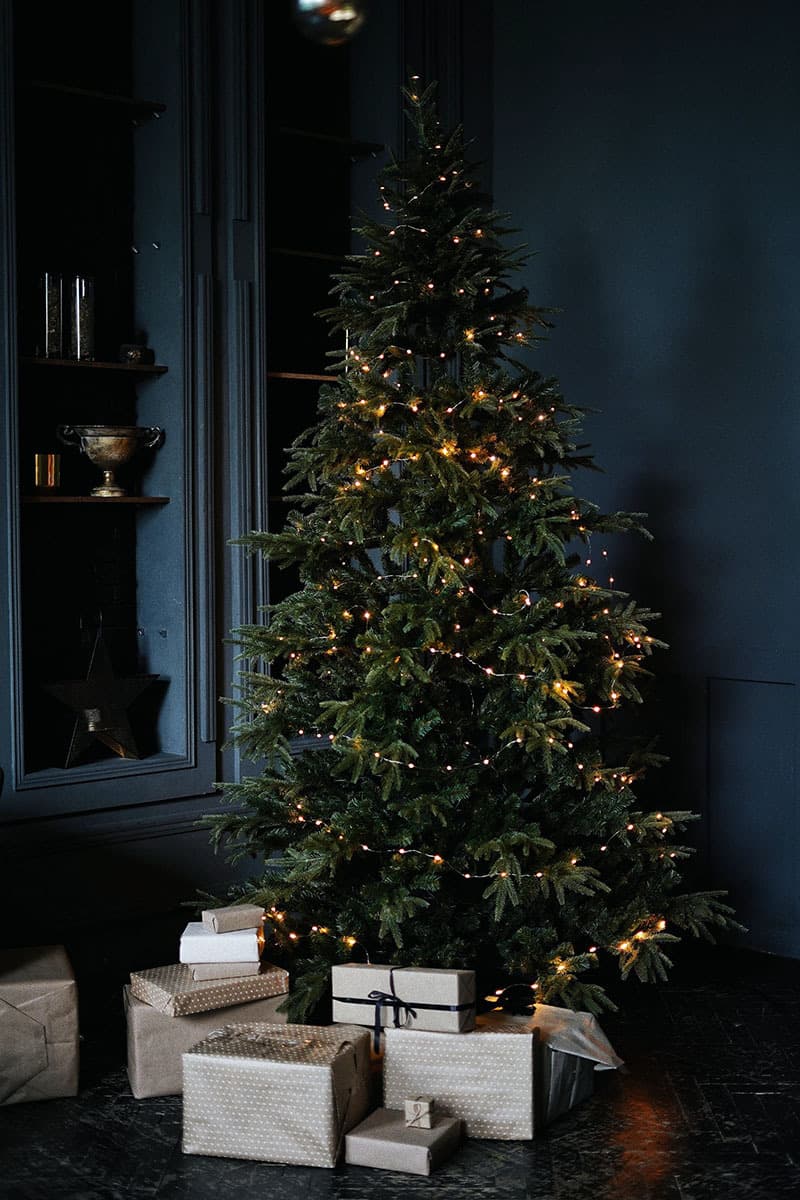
[{"left": 1, "top": 947, "right": 799, "bottom": 1199}]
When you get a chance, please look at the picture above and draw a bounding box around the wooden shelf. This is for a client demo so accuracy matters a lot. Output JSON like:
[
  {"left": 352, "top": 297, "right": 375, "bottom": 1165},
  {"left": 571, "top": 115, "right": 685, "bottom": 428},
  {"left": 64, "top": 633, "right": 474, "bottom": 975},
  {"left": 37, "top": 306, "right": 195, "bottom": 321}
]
[
  {"left": 21, "top": 357, "right": 168, "bottom": 375},
  {"left": 22, "top": 495, "right": 170, "bottom": 505},
  {"left": 267, "top": 371, "right": 329, "bottom": 383},
  {"left": 25, "top": 80, "right": 166, "bottom": 119}
]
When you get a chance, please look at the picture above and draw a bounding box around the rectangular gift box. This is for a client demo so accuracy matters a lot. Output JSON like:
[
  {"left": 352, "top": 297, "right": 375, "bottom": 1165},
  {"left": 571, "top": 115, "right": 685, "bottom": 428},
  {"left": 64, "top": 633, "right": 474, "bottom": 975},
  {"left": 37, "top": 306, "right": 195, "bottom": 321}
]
[
  {"left": 201, "top": 904, "right": 264, "bottom": 934},
  {"left": 331, "top": 963, "right": 475, "bottom": 1035},
  {"left": 191, "top": 962, "right": 262, "bottom": 981},
  {"left": 0, "top": 944, "right": 79, "bottom": 1106},
  {"left": 124, "top": 986, "right": 288, "bottom": 1099},
  {"left": 182, "top": 1022, "right": 372, "bottom": 1168},
  {"left": 179, "top": 921, "right": 262, "bottom": 964},
  {"left": 345, "top": 1108, "right": 462, "bottom": 1176},
  {"left": 383, "top": 1006, "right": 622, "bottom": 1139},
  {"left": 130, "top": 961, "right": 288, "bottom": 1017}
]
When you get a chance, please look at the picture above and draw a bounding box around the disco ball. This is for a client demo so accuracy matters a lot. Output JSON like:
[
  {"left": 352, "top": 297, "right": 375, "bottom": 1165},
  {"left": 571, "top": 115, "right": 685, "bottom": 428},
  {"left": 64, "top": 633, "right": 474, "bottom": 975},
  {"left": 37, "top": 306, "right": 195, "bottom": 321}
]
[{"left": 291, "top": 0, "right": 369, "bottom": 46}]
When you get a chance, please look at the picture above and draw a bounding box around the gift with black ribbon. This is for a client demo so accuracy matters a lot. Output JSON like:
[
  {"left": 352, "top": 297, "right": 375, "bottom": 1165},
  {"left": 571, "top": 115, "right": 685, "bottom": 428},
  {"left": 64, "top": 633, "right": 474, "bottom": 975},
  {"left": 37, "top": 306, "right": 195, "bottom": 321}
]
[{"left": 331, "top": 963, "right": 476, "bottom": 1046}]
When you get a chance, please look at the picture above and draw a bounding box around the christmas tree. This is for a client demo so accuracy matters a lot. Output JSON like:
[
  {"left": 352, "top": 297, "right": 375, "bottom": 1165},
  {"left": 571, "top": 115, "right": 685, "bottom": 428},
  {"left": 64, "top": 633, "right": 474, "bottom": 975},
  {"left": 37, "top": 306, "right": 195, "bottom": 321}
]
[{"left": 208, "top": 84, "right": 737, "bottom": 1018}]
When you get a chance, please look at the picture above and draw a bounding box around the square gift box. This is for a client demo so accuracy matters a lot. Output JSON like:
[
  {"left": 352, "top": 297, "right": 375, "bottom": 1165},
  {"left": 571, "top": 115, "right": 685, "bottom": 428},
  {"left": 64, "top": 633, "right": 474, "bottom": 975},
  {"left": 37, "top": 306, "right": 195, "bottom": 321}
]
[
  {"left": 346, "top": 1108, "right": 462, "bottom": 1175},
  {"left": 130, "top": 961, "right": 288, "bottom": 1017},
  {"left": 182, "top": 1022, "right": 372, "bottom": 1168},
  {"left": 405, "top": 1094, "right": 435, "bottom": 1128},
  {"left": 179, "top": 921, "right": 263, "bottom": 964},
  {"left": 0, "top": 944, "right": 79, "bottom": 1106},
  {"left": 331, "top": 963, "right": 475, "bottom": 1036},
  {"left": 201, "top": 904, "right": 264, "bottom": 934},
  {"left": 383, "top": 1005, "right": 622, "bottom": 1139},
  {"left": 123, "top": 985, "right": 288, "bottom": 1098}
]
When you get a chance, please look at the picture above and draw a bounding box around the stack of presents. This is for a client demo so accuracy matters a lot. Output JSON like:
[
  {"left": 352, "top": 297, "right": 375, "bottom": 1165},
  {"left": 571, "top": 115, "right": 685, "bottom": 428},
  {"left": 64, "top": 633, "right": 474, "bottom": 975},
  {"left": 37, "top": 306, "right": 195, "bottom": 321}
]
[{"left": 1, "top": 909, "right": 623, "bottom": 1176}]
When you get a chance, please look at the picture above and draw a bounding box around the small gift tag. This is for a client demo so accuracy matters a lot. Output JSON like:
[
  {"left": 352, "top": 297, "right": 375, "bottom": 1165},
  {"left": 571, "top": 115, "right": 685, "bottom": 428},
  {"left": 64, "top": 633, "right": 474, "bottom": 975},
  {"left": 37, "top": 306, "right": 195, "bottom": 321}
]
[{"left": 405, "top": 1095, "right": 435, "bottom": 1129}]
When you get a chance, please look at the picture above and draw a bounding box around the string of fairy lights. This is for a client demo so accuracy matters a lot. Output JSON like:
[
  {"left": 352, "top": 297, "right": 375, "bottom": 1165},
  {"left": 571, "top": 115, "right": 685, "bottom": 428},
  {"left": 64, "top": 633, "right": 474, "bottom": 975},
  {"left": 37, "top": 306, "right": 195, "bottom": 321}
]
[{"left": 260, "top": 900, "right": 671, "bottom": 972}]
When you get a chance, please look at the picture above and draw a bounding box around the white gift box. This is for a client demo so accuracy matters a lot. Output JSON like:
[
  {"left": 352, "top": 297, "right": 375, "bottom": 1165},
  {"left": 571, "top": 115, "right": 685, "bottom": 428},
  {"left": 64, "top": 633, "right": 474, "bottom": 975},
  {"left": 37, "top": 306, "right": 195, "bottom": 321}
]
[{"left": 179, "top": 921, "right": 263, "bottom": 964}]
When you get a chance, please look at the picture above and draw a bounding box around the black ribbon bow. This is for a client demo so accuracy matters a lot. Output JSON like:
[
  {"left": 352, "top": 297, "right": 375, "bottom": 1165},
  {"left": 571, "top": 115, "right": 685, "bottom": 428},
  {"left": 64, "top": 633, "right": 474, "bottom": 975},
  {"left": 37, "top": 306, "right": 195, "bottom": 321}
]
[{"left": 366, "top": 968, "right": 417, "bottom": 1052}]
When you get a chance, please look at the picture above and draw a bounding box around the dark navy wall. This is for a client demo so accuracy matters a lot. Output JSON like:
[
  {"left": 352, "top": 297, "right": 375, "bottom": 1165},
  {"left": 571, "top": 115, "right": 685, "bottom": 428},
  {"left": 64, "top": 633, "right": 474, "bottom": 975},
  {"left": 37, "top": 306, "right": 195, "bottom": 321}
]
[{"left": 493, "top": 0, "right": 800, "bottom": 956}]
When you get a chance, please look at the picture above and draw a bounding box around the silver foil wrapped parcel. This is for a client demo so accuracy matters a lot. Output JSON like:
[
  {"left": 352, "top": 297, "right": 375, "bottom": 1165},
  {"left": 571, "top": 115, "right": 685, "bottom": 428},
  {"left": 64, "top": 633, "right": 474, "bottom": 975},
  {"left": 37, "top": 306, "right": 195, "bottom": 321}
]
[
  {"left": 0, "top": 945, "right": 79, "bottom": 1106},
  {"left": 182, "top": 1022, "right": 372, "bottom": 1168},
  {"left": 124, "top": 986, "right": 288, "bottom": 1099},
  {"left": 331, "top": 963, "right": 476, "bottom": 1035},
  {"left": 129, "top": 961, "right": 288, "bottom": 1017},
  {"left": 383, "top": 1006, "right": 623, "bottom": 1139}
]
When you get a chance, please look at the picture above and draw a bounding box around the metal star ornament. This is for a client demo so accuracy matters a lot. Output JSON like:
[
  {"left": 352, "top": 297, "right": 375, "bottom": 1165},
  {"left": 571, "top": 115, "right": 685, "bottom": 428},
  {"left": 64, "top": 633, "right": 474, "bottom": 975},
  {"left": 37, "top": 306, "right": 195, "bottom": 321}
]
[{"left": 44, "top": 632, "right": 158, "bottom": 767}]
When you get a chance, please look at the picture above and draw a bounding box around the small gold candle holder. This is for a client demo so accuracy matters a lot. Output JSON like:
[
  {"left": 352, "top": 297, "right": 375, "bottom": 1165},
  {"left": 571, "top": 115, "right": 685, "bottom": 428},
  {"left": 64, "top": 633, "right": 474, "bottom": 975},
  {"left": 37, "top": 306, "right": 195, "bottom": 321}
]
[{"left": 33, "top": 452, "right": 61, "bottom": 491}]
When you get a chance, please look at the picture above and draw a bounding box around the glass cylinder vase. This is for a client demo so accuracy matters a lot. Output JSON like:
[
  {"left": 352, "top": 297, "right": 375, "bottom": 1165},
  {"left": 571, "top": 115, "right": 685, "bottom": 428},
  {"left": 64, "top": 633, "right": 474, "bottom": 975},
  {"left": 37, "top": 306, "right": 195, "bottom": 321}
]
[
  {"left": 69, "top": 275, "right": 95, "bottom": 361},
  {"left": 41, "top": 271, "right": 63, "bottom": 359}
]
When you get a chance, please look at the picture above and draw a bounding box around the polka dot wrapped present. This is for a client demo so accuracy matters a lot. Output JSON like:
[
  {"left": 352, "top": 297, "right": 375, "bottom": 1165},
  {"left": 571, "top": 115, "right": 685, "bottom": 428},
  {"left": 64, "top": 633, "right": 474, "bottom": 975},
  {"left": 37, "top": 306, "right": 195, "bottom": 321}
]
[
  {"left": 383, "top": 1007, "right": 623, "bottom": 1139},
  {"left": 182, "top": 1022, "right": 372, "bottom": 1168}
]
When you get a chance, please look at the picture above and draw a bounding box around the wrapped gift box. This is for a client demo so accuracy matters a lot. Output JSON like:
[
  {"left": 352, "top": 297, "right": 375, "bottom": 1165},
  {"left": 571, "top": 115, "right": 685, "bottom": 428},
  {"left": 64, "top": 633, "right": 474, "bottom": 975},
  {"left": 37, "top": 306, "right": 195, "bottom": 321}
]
[
  {"left": 405, "top": 1095, "right": 435, "bottom": 1128},
  {"left": 383, "top": 1006, "right": 622, "bottom": 1139},
  {"left": 331, "top": 963, "right": 475, "bottom": 1036},
  {"left": 179, "top": 921, "right": 262, "bottom": 964},
  {"left": 201, "top": 904, "right": 264, "bottom": 934},
  {"left": 124, "top": 986, "right": 288, "bottom": 1098},
  {"left": 345, "top": 1108, "right": 462, "bottom": 1175},
  {"left": 130, "top": 962, "right": 288, "bottom": 1017},
  {"left": 191, "top": 962, "right": 262, "bottom": 981},
  {"left": 0, "top": 944, "right": 79, "bottom": 1106},
  {"left": 182, "top": 1022, "right": 371, "bottom": 1168}
]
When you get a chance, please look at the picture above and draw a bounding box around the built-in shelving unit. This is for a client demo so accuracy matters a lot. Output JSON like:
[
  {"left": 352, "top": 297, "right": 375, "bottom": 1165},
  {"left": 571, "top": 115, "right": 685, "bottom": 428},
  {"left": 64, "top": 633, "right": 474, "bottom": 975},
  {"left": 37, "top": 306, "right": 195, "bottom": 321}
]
[{"left": 2, "top": 0, "right": 196, "bottom": 794}]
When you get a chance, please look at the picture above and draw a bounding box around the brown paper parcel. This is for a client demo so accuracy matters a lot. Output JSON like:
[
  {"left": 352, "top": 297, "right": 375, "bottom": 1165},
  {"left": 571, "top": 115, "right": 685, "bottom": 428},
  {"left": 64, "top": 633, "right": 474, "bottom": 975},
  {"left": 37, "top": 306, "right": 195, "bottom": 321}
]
[
  {"left": 129, "top": 961, "right": 288, "bottom": 1017},
  {"left": 182, "top": 1022, "right": 372, "bottom": 1168},
  {"left": 345, "top": 1108, "right": 462, "bottom": 1176},
  {"left": 191, "top": 962, "right": 262, "bottom": 981},
  {"left": 0, "top": 944, "right": 79, "bottom": 1106},
  {"left": 383, "top": 1006, "right": 622, "bottom": 1139},
  {"left": 331, "top": 963, "right": 475, "bottom": 1035},
  {"left": 201, "top": 904, "right": 264, "bottom": 934},
  {"left": 124, "top": 986, "right": 288, "bottom": 1099}
]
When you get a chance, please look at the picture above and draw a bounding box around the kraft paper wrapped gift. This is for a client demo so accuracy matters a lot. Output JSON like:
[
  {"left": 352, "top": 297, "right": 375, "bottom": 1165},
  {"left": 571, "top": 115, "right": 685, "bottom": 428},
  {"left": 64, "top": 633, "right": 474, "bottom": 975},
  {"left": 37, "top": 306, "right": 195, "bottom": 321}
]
[
  {"left": 179, "top": 921, "right": 263, "bottom": 964},
  {"left": 346, "top": 1108, "right": 462, "bottom": 1175},
  {"left": 0, "top": 944, "right": 79, "bottom": 1106},
  {"left": 331, "top": 963, "right": 476, "bottom": 1037},
  {"left": 191, "top": 962, "right": 262, "bottom": 981},
  {"left": 201, "top": 904, "right": 264, "bottom": 934},
  {"left": 130, "top": 962, "right": 288, "bottom": 1017},
  {"left": 383, "top": 1005, "right": 623, "bottom": 1139},
  {"left": 182, "top": 1022, "right": 372, "bottom": 1168},
  {"left": 123, "top": 986, "right": 288, "bottom": 1098},
  {"left": 405, "top": 1094, "right": 435, "bottom": 1128}
]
